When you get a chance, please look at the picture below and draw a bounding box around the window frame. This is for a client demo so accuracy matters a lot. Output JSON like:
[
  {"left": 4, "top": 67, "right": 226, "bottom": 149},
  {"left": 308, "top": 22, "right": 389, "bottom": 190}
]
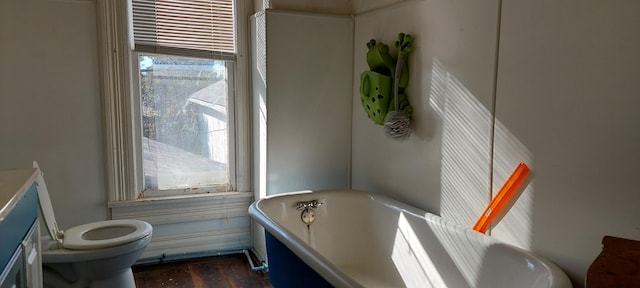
[{"left": 98, "top": 0, "right": 251, "bottom": 203}]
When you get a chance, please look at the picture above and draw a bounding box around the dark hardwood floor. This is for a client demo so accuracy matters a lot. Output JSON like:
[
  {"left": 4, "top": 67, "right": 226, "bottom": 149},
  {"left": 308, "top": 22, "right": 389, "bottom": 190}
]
[{"left": 133, "top": 253, "right": 272, "bottom": 288}]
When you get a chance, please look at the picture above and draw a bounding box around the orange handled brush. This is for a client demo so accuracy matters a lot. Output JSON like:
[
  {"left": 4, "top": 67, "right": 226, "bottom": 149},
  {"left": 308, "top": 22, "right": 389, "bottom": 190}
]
[{"left": 473, "top": 162, "right": 531, "bottom": 233}]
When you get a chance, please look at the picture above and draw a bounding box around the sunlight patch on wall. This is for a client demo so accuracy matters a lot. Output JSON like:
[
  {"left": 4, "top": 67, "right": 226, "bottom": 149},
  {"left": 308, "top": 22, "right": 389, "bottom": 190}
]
[
  {"left": 258, "top": 94, "right": 267, "bottom": 199},
  {"left": 256, "top": 12, "right": 267, "bottom": 86},
  {"left": 491, "top": 120, "right": 534, "bottom": 249},
  {"left": 429, "top": 59, "right": 492, "bottom": 228},
  {"left": 252, "top": 12, "right": 268, "bottom": 200},
  {"left": 428, "top": 59, "right": 535, "bottom": 248}
]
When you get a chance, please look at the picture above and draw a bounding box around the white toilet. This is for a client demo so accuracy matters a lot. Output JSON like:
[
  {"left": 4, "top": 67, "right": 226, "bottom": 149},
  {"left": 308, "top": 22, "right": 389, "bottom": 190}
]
[{"left": 33, "top": 162, "right": 152, "bottom": 288}]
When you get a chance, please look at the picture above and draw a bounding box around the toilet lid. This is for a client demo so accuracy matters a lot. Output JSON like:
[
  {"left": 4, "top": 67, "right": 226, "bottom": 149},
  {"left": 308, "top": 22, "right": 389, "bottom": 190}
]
[
  {"left": 63, "top": 219, "right": 152, "bottom": 250},
  {"left": 33, "top": 162, "right": 64, "bottom": 243}
]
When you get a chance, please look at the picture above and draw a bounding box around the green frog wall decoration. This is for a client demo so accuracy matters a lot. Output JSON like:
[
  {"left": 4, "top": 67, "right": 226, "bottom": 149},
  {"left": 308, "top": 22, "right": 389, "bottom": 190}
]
[{"left": 359, "top": 33, "right": 413, "bottom": 127}]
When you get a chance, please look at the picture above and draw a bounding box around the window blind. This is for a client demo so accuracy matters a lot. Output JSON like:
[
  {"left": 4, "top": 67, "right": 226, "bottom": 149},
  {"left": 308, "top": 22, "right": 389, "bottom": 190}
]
[{"left": 132, "top": 0, "right": 235, "bottom": 60}]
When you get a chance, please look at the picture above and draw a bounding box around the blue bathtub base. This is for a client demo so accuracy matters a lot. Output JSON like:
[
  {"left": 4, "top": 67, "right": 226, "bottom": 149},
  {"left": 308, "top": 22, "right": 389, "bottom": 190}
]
[{"left": 265, "top": 231, "right": 333, "bottom": 288}]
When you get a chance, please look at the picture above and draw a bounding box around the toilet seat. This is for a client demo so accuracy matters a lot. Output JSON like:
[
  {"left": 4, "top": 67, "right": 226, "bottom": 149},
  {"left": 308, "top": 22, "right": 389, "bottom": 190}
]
[
  {"left": 63, "top": 219, "right": 152, "bottom": 250},
  {"left": 33, "top": 162, "right": 152, "bottom": 250}
]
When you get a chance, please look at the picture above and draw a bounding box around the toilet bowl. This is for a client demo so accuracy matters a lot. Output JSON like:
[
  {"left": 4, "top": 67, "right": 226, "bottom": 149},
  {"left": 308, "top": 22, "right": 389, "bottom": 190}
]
[{"left": 33, "top": 162, "right": 152, "bottom": 288}]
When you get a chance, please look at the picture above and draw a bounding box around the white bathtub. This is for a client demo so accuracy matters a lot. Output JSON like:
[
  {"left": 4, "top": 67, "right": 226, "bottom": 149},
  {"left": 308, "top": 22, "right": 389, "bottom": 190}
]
[{"left": 249, "top": 190, "right": 572, "bottom": 288}]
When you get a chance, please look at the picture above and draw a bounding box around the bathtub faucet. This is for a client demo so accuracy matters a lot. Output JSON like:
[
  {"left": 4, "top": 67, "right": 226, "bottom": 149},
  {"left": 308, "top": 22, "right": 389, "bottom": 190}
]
[{"left": 295, "top": 200, "right": 323, "bottom": 210}]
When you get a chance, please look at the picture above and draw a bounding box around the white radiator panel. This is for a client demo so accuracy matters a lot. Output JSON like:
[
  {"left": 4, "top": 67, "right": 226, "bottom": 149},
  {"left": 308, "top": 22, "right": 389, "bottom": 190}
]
[{"left": 110, "top": 192, "right": 253, "bottom": 260}]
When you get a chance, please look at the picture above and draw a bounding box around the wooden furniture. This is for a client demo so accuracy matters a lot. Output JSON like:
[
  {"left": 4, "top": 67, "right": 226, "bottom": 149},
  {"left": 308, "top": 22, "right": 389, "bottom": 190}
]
[{"left": 586, "top": 236, "right": 640, "bottom": 287}]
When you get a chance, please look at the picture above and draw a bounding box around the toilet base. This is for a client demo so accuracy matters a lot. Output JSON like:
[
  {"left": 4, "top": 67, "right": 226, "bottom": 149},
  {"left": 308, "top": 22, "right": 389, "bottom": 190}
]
[
  {"left": 90, "top": 268, "right": 136, "bottom": 288},
  {"left": 41, "top": 234, "right": 151, "bottom": 288},
  {"left": 43, "top": 265, "right": 136, "bottom": 288}
]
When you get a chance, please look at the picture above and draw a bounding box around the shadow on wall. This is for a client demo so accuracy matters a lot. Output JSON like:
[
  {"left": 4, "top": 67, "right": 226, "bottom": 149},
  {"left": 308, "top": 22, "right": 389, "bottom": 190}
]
[{"left": 428, "top": 59, "right": 535, "bottom": 249}]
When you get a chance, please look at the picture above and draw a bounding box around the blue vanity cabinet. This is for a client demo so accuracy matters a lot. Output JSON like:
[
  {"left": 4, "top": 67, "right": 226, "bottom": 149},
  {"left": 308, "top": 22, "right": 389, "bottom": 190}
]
[{"left": 0, "top": 169, "right": 42, "bottom": 288}]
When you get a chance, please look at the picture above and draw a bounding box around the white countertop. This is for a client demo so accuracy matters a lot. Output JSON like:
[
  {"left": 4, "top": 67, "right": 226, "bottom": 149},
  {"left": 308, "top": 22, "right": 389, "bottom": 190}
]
[{"left": 0, "top": 168, "right": 38, "bottom": 221}]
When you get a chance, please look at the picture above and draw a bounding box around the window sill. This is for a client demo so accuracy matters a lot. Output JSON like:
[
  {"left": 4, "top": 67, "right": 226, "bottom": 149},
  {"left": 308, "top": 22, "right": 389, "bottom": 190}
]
[{"left": 107, "top": 191, "right": 253, "bottom": 208}]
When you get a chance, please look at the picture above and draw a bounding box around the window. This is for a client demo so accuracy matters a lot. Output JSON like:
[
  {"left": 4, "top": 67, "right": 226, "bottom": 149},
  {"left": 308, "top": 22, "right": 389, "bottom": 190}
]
[
  {"left": 98, "top": 0, "right": 251, "bottom": 201},
  {"left": 136, "top": 54, "right": 234, "bottom": 196}
]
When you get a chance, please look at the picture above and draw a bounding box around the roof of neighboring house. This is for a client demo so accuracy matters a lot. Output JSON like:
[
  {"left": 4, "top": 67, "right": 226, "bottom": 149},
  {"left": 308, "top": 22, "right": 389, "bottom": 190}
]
[
  {"left": 143, "top": 137, "right": 227, "bottom": 190},
  {"left": 189, "top": 79, "right": 227, "bottom": 108}
]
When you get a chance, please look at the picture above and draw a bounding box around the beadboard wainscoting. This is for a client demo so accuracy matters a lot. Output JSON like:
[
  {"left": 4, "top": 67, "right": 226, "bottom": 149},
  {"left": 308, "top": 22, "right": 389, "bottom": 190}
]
[{"left": 109, "top": 192, "right": 253, "bottom": 260}]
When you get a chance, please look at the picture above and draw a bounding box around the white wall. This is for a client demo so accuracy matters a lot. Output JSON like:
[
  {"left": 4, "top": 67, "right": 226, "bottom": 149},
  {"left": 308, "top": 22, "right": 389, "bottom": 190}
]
[
  {"left": 258, "top": 0, "right": 408, "bottom": 16},
  {"left": 492, "top": 0, "right": 640, "bottom": 284},
  {"left": 251, "top": 10, "right": 353, "bottom": 198},
  {"left": 260, "top": 0, "right": 354, "bottom": 14},
  {"left": 352, "top": 0, "right": 500, "bottom": 228},
  {"left": 0, "top": 0, "right": 106, "bottom": 228},
  {"left": 263, "top": 11, "right": 353, "bottom": 196},
  {"left": 251, "top": 10, "right": 353, "bottom": 260}
]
